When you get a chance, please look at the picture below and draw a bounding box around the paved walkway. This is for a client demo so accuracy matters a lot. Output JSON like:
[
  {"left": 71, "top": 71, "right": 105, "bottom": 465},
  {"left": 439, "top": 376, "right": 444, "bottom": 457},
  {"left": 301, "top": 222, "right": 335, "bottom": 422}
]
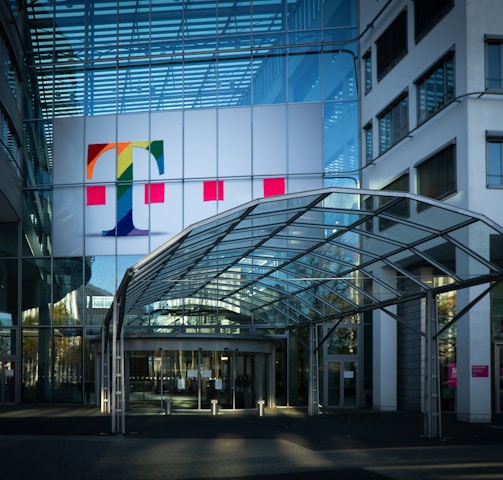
[{"left": 0, "top": 406, "right": 502, "bottom": 479}]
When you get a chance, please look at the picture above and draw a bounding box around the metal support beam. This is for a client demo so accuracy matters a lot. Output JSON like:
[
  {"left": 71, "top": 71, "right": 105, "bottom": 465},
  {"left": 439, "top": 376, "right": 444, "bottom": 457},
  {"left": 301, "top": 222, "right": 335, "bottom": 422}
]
[
  {"left": 308, "top": 322, "right": 320, "bottom": 416},
  {"left": 434, "top": 283, "right": 496, "bottom": 339},
  {"left": 424, "top": 291, "right": 442, "bottom": 439}
]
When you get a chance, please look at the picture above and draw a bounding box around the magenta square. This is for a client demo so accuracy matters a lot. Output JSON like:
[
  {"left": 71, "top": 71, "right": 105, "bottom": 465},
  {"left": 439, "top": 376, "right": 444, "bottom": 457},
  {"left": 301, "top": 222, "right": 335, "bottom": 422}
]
[
  {"left": 204, "top": 180, "right": 224, "bottom": 201},
  {"left": 86, "top": 185, "right": 106, "bottom": 205},
  {"left": 471, "top": 365, "right": 489, "bottom": 377},
  {"left": 145, "top": 183, "right": 165, "bottom": 204},
  {"left": 264, "top": 178, "right": 285, "bottom": 197}
]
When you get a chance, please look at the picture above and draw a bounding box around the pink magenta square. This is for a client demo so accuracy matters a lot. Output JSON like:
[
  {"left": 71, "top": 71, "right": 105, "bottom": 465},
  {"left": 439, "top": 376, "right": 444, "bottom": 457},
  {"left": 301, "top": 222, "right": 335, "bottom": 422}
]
[
  {"left": 264, "top": 178, "right": 285, "bottom": 197},
  {"left": 203, "top": 180, "right": 224, "bottom": 201},
  {"left": 145, "top": 183, "right": 165, "bottom": 204},
  {"left": 86, "top": 185, "right": 106, "bottom": 205}
]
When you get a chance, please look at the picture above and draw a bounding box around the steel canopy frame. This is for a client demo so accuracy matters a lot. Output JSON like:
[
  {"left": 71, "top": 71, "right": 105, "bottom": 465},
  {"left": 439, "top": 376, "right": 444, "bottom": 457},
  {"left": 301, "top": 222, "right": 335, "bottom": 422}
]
[{"left": 103, "top": 187, "right": 503, "bottom": 436}]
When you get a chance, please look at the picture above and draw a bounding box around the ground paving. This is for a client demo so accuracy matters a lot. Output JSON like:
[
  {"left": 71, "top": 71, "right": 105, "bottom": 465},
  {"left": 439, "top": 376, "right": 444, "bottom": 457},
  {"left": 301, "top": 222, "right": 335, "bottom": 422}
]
[{"left": 0, "top": 406, "right": 501, "bottom": 479}]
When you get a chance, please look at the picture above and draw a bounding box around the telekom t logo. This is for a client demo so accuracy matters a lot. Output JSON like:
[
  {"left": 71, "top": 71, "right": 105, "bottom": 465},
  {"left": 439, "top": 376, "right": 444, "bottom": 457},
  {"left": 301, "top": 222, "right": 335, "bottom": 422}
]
[{"left": 87, "top": 141, "right": 164, "bottom": 236}]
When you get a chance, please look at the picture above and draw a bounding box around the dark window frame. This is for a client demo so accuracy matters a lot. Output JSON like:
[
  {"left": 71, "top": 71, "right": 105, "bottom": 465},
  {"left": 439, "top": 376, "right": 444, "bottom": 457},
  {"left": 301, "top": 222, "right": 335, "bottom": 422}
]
[
  {"left": 363, "top": 121, "right": 373, "bottom": 164},
  {"left": 416, "top": 142, "right": 457, "bottom": 202},
  {"left": 376, "top": 9, "right": 408, "bottom": 82},
  {"left": 416, "top": 50, "right": 455, "bottom": 125},
  {"left": 486, "top": 131, "right": 503, "bottom": 188},
  {"left": 379, "top": 172, "right": 411, "bottom": 231},
  {"left": 485, "top": 37, "right": 503, "bottom": 91},
  {"left": 362, "top": 48, "right": 372, "bottom": 94},
  {"left": 414, "top": 0, "right": 454, "bottom": 44},
  {"left": 377, "top": 91, "right": 409, "bottom": 154}
]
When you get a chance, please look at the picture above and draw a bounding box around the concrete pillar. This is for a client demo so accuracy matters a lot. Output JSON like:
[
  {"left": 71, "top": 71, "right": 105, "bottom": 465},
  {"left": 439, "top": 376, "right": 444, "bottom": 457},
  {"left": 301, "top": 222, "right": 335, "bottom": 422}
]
[
  {"left": 456, "top": 287, "right": 492, "bottom": 423},
  {"left": 372, "top": 307, "right": 397, "bottom": 411}
]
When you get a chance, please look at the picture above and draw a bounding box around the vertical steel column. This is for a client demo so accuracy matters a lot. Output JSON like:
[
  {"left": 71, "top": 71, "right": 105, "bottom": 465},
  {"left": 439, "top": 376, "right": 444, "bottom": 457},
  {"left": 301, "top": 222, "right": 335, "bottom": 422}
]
[
  {"left": 111, "top": 299, "right": 125, "bottom": 434},
  {"left": 118, "top": 321, "right": 125, "bottom": 432},
  {"left": 100, "top": 326, "right": 109, "bottom": 413},
  {"left": 308, "top": 322, "right": 319, "bottom": 416},
  {"left": 111, "top": 299, "right": 117, "bottom": 433},
  {"left": 197, "top": 348, "right": 202, "bottom": 410},
  {"left": 159, "top": 348, "right": 164, "bottom": 413},
  {"left": 424, "top": 291, "right": 442, "bottom": 438}
]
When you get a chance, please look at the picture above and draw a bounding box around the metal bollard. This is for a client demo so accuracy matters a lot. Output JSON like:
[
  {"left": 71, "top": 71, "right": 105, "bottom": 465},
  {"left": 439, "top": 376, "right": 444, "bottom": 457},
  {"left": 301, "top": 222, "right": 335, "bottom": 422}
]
[
  {"left": 210, "top": 399, "right": 218, "bottom": 415},
  {"left": 166, "top": 399, "right": 172, "bottom": 415},
  {"left": 257, "top": 400, "right": 265, "bottom": 417}
]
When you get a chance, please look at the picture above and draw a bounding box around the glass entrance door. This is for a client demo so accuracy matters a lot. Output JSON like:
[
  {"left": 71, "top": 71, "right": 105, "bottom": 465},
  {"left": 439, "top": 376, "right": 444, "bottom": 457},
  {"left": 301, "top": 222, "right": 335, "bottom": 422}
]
[
  {"left": 325, "top": 361, "right": 358, "bottom": 407},
  {"left": 496, "top": 344, "right": 503, "bottom": 413},
  {"left": 0, "top": 360, "right": 15, "bottom": 403},
  {"left": 128, "top": 349, "right": 261, "bottom": 411}
]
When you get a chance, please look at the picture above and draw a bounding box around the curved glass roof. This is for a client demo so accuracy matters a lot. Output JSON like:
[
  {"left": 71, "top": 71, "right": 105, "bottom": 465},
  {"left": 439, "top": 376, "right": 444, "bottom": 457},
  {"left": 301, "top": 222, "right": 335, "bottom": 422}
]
[{"left": 109, "top": 188, "right": 503, "bottom": 332}]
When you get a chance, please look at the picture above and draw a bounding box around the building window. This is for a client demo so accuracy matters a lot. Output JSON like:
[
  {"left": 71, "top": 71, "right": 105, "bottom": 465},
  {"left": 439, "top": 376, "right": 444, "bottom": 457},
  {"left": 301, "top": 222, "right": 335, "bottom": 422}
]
[
  {"left": 487, "top": 134, "right": 503, "bottom": 187},
  {"left": 378, "top": 92, "right": 408, "bottom": 154},
  {"left": 383, "top": 173, "right": 410, "bottom": 193},
  {"left": 363, "top": 49, "right": 372, "bottom": 94},
  {"left": 379, "top": 173, "right": 410, "bottom": 230},
  {"left": 486, "top": 39, "right": 503, "bottom": 90},
  {"left": 417, "top": 143, "right": 456, "bottom": 200},
  {"left": 376, "top": 9, "right": 407, "bottom": 81},
  {"left": 363, "top": 122, "right": 373, "bottom": 164},
  {"left": 416, "top": 52, "right": 455, "bottom": 124},
  {"left": 414, "top": 0, "right": 454, "bottom": 43}
]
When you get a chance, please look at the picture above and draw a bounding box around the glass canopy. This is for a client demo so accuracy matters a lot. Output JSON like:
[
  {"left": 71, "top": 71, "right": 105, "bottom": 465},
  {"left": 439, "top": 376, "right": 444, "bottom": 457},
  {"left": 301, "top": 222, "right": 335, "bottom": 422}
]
[{"left": 109, "top": 188, "right": 503, "bottom": 333}]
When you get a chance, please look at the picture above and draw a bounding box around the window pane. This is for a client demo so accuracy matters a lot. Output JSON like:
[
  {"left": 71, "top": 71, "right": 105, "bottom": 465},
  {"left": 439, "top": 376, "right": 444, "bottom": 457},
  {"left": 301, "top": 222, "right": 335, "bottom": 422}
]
[
  {"left": 417, "top": 53, "right": 454, "bottom": 124},
  {"left": 364, "top": 125, "right": 373, "bottom": 164},
  {"left": 365, "top": 55, "right": 372, "bottom": 93},
  {"left": 487, "top": 141, "right": 503, "bottom": 186},
  {"left": 487, "top": 43, "right": 502, "bottom": 89},
  {"left": 376, "top": 9, "right": 407, "bottom": 80},
  {"left": 417, "top": 144, "right": 456, "bottom": 199},
  {"left": 414, "top": 0, "right": 453, "bottom": 42},
  {"left": 379, "top": 94, "right": 408, "bottom": 153}
]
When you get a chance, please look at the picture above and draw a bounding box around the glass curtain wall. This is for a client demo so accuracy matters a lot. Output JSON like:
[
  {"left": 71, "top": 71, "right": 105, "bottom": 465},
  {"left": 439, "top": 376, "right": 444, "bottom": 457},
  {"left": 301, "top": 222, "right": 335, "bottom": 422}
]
[{"left": 20, "top": 0, "right": 359, "bottom": 405}]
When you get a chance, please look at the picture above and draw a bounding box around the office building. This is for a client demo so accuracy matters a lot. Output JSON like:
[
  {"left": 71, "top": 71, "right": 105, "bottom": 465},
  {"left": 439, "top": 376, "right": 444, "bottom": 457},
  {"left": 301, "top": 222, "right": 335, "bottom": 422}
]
[
  {"left": 359, "top": 0, "right": 503, "bottom": 422},
  {"left": 0, "top": 1, "right": 501, "bottom": 429}
]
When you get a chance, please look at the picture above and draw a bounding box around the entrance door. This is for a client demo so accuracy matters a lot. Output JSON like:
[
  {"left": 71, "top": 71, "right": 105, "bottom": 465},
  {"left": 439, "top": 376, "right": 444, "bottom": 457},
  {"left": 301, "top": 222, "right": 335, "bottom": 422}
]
[
  {"left": 325, "top": 361, "right": 358, "bottom": 407},
  {"left": 128, "top": 349, "right": 262, "bottom": 411},
  {"left": 496, "top": 344, "right": 503, "bottom": 413},
  {"left": 0, "top": 360, "right": 15, "bottom": 403}
]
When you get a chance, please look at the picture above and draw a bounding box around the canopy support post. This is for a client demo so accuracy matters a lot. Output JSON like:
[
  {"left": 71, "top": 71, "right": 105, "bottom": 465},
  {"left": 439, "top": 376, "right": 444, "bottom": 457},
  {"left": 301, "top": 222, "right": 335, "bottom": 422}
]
[
  {"left": 308, "top": 322, "right": 320, "bottom": 416},
  {"left": 111, "top": 298, "right": 126, "bottom": 434},
  {"left": 424, "top": 291, "right": 442, "bottom": 439}
]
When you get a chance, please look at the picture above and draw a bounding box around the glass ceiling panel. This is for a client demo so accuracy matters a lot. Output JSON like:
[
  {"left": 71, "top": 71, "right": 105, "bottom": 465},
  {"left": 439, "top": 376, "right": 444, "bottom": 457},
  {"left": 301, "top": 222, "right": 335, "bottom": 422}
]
[
  {"left": 338, "top": 230, "right": 401, "bottom": 259},
  {"left": 447, "top": 222, "right": 503, "bottom": 267},
  {"left": 111, "top": 188, "right": 503, "bottom": 330},
  {"left": 29, "top": 0, "right": 337, "bottom": 116}
]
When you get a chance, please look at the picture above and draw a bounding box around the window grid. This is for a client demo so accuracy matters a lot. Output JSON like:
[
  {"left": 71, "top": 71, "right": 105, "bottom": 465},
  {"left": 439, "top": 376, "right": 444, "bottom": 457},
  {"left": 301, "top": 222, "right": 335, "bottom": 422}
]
[
  {"left": 378, "top": 93, "right": 409, "bottom": 154},
  {"left": 363, "top": 49, "right": 372, "bottom": 94},
  {"left": 417, "top": 53, "right": 454, "bottom": 125},
  {"left": 487, "top": 138, "right": 503, "bottom": 187},
  {"left": 364, "top": 122, "right": 373, "bottom": 164},
  {"left": 486, "top": 41, "right": 503, "bottom": 90}
]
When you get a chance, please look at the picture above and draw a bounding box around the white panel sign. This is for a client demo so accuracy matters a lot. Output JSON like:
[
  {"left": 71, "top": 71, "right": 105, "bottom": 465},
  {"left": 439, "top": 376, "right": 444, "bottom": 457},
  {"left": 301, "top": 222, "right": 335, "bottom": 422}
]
[{"left": 52, "top": 106, "right": 323, "bottom": 257}]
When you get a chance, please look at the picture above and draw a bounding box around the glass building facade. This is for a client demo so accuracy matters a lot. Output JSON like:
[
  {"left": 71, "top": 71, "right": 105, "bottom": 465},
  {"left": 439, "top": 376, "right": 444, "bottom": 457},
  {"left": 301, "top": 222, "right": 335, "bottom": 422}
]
[{"left": 0, "top": 1, "right": 360, "bottom": 407}]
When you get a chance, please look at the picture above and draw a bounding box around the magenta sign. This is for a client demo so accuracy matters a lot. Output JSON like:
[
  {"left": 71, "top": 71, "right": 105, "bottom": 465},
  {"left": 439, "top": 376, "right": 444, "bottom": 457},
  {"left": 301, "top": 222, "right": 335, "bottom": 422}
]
[
  {"left": 471, "top": 365, "right": 489, "bottom": 378},
  {"left": 448, "top": 363, "right": 457, "bottom": 388}
]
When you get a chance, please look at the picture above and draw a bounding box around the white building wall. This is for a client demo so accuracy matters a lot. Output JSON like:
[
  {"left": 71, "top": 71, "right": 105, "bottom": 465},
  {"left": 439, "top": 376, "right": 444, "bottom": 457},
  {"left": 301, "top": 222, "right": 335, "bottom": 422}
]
[{"left": 359, "top": 0, "right": 500, "bottom": 421}]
